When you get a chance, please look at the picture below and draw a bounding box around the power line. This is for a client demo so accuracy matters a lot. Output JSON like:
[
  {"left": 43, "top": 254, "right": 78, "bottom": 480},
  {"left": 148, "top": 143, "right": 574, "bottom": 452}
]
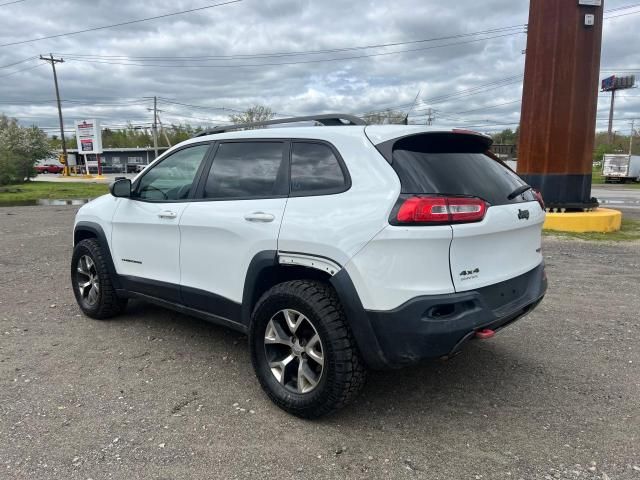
[
  {"left": 454, "top": 99, "right": 522, "bottom": 115},
  {"left": 157, "top": 98, "right": 245, "bottom": 113},
  {"left": 0, "top": 62, "right": 45, "bottom": 78},
  {"left": 0, "top": 0, "right": 26, "bottom": 7},
  {"left": 359, "top": 76, "right": 525, "bottom": 116},
  {"left": 0, "top": 55, "right": 37, "bottom": 69},
  {"left": 604, "top": 2, "right": 640, "bottom": 13},
  {"left": 0, "top": 0, "right": 242, "bottom": 48},
  {"left": 604, "top": 9, "right": 640, "bottom": 19},
  {"left": 61, "top": 32, "right": 525, "bottom": 69},
  {"left": 54, "top": 25, "right": 525, "bottom": 62}
]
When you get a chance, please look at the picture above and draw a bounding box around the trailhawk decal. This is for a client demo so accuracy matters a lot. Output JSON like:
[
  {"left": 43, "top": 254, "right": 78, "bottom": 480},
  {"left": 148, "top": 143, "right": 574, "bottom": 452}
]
[
  {"left": 121, "top": 258, "right": 142, "bottom": 265},
  {"left": 459, "top": 268, "right": 480, "bottom": 282}
]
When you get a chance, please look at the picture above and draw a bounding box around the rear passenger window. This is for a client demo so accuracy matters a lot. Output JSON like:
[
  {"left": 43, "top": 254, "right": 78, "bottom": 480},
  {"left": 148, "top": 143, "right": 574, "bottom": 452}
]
[
  {"left": 290, "top": 142, "right": 347, "bottom": 195},
  {"left": 203, "top": 142, "right": 285, "bottom": 199}
]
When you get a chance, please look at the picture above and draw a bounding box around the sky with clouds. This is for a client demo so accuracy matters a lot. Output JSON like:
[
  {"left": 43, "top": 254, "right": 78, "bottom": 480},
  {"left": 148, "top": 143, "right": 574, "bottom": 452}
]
[{"left": 0, "top": 0, "right": 638, "bottom": 137}]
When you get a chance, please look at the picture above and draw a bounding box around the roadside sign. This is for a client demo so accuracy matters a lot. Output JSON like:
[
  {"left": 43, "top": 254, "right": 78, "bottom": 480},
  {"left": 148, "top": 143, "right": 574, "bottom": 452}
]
[
  {"left": 601, "top": 75, "right": 636, "bottom": 92},
  {"left": 75, "top": 119, "right": 103, "bottom": 154},
  {"left": 601, "top": 75, "right": 616, "bottom": 91}
]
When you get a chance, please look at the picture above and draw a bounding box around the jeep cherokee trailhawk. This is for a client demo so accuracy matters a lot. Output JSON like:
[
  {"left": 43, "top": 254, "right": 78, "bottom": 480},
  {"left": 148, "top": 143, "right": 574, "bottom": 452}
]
[{"left": 71, "top": 114, "right": 547, "bottom": 418}]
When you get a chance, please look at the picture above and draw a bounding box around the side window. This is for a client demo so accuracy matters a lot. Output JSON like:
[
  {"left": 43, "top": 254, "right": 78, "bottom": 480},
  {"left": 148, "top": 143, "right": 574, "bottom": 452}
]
[
  {"left": 135, "top": 144, "right": 209, "bottom": 201},
  {"left": 290, "top": 142, "right": 347, "bottom": 195},
  {"left": 203, "top": 142, "right": 285, "bottom": 199}
]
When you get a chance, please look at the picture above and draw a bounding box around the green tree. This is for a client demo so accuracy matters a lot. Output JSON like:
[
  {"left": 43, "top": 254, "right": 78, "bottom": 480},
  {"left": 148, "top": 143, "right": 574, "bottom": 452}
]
[
  {"left": 0, "top": 114, "right": 52, "bottom": 185},
  {"left": 491, "top": 128, "right": 519, "bottom": 145}
]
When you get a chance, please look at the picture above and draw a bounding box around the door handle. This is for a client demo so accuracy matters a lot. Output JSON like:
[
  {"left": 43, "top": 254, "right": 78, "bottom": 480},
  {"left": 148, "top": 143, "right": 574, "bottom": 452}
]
[
  {"left": 158, "top": 210, "right": 177, "bottom": 219},
  {"left": 244, "top": 212, "right": 275, "bottom": 223}
]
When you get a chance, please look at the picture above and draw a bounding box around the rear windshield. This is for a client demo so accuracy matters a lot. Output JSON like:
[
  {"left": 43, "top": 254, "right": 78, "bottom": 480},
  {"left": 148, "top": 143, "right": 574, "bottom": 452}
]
[{"left": 389, "top": 134, "right": 534, "bottom": 206}]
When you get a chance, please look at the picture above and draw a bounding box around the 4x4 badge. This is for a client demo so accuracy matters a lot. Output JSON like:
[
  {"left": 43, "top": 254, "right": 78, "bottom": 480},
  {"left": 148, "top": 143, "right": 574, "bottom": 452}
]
[
  {"left": 518, "top": 209, "right": 530, "bottom": 220},
  {"left": 459, "top": 268, "right": 480, "bottom": 276}
]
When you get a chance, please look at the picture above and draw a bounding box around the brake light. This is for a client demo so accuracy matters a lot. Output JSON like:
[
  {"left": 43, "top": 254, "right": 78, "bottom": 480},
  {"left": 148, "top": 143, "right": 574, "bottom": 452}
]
[
  {"left": 396, "top": 196, "right": 488, "bottom": 224},
  {"left": 533, "top": 189, "right": 545, "bottom": 210}
]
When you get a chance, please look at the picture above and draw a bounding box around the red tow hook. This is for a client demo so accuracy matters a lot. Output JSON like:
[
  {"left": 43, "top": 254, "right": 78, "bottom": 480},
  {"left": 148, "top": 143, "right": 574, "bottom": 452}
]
[{"left": 475, "top": 329, "right": 495, "bottom": 340}]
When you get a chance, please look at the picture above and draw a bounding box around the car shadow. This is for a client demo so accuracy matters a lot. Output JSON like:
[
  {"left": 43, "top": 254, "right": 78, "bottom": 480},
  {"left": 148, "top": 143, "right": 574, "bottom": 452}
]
[{"left": 112, "top": 300, "right": 549, "bottom": 424}]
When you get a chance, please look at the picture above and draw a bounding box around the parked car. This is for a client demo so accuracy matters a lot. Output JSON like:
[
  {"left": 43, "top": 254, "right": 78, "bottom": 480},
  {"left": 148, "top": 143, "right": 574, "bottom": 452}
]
[
  {"left": 70, "top": 114, "right": 547, "bottom": 418},
  {"left": 36, "top": 163, "right": 64, "bottom": 174}
]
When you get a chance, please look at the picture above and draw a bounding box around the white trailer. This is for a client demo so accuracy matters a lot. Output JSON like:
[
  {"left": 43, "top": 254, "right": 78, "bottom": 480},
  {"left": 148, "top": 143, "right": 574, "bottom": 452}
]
[{"left": 602, "top": 154, "right": 640, "bottom": 183}]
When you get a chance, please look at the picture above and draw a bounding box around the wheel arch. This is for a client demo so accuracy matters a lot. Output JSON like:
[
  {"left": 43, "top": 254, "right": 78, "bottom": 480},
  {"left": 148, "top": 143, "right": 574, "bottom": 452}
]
[
  {"left": 73, "top": 221, "right": 121, "bottom": 290},
  {"left": 241, "top": 251, "right": 333, "bottom": 326},
  {"left": 242, "top": 250, "right": 388, "bottom": 369}
]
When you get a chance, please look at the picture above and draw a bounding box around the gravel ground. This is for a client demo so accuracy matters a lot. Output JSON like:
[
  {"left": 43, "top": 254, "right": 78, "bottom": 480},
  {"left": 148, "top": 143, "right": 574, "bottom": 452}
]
[{"left": 1, "top": 205, "right": 639, "bottom": 480}]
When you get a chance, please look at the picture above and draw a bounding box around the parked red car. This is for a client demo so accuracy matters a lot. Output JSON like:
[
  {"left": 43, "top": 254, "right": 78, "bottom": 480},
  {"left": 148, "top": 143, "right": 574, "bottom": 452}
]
[{"left": 36, "top": 164, "right": 64, "bottom": 174}]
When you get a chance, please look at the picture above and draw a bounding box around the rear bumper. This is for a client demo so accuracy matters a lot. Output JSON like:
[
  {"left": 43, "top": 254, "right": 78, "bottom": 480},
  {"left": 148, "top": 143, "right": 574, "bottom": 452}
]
[{"left": 331, "top": 263, "right": 547, "bottom": 369}]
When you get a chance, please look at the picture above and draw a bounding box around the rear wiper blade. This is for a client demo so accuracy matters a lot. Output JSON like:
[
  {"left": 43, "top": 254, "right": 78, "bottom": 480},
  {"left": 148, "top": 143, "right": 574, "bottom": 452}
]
[{"left": 507, "top": 184, "right": 533, "bottom": 200}]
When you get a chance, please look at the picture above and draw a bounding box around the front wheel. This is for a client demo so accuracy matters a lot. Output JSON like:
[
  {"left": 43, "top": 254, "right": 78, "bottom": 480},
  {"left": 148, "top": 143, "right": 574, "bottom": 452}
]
[
  {"left": 71, "top": 238, "right": 127, "bottom": 319},
  {"left": 250, "top": 280, "right": 366, "bottom": 418}
]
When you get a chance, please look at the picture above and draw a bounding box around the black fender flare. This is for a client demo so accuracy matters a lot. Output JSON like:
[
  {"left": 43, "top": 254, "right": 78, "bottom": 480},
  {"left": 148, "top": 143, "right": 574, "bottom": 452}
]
[
  {"left": 241, "top": 249, "right": 388, "bottom": 369},
  {"left": 73, "top": 221, "right": 122, "bottom": 290}
]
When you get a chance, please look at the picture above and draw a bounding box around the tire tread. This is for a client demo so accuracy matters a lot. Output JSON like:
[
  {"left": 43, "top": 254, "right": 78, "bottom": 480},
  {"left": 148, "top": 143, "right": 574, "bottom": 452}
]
[{"left": 251, "top": 280, "right": 366, "bottom": 418}]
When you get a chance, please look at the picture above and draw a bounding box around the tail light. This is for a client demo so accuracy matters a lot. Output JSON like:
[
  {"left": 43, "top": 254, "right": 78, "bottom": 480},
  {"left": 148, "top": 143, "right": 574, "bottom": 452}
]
[
  {"left": 395, "top": 196, "right": 488, "bottom": 225},
  {"left": 533, "top": 189, "right": 545, "bottom": 210}
]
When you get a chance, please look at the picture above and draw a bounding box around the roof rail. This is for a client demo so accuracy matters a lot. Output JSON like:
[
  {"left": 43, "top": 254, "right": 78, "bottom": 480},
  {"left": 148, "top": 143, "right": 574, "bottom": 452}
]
[{"left": 194, "top": 113, "right": 366, "bottom": 137}]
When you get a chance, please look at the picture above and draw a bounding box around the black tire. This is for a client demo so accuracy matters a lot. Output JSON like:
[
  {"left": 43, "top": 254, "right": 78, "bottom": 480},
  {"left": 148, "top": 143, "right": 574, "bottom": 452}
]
[
  {"left": 250, "top": 280, "right": 366, "bottom": 418},
  {"left": 71, "top": 238, "right": 127, "bottom": 319}
]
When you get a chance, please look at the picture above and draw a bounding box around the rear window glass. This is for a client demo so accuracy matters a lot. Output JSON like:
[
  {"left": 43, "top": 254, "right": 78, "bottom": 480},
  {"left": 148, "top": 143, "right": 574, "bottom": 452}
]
[
  {"left": 391, "top": 134, "right": 533, "bottom": 205},
  {"left": 290, "top": 142, "right": 347, "bottom": 195}
]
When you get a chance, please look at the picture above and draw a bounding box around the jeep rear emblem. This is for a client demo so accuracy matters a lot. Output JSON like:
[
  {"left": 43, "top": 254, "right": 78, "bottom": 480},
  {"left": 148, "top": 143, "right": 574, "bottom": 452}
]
[{"left": 518, "top": 209, "right": 530, "bottom": 220}]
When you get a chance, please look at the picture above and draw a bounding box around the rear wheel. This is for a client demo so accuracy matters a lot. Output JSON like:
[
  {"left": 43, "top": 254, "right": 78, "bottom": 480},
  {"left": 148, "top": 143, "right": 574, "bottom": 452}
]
[
  {"left": 250, "top": 280, "right": 366, "bottom": 418},
  {"left": 71, "top": 238, "right": 127, "bottom": 319}
]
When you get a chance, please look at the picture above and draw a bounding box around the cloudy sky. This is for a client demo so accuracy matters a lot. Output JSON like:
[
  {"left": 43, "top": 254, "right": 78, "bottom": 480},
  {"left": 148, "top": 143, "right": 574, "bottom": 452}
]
[{"left": 0, "top": 0, "right": 638, "bottom": 137}]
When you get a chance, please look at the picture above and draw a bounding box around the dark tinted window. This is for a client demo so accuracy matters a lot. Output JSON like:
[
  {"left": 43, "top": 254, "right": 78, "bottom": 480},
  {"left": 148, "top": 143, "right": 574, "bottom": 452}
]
[
  {"left": 135, "top": 144, "right": 208, "bottom": 201},
  {"left": 391, "top": 134, "right": 533, "bottom": 205},
  {"left": 204, "top": 142, "right": 285, "bottom": 199},
  {"left": 290, "top": 142, "right": 347, "bottom": 194}
]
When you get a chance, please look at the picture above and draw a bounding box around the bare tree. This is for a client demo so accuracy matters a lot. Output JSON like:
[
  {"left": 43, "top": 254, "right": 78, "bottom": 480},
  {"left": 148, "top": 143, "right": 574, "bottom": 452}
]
[
  {"left": 229, "top": 105, "right": 275, "bottom": 127},
  {"left": 362, "top": 109, "right": 407, "bottom": 125}
]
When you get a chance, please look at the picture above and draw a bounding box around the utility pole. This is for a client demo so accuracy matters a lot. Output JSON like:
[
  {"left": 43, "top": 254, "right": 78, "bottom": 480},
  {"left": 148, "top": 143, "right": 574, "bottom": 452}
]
[
  {"left": 156, "top": 112, "right": 172, "bottom": 147},
  {"left": 608, "top": 89, "right": 616, "bottom": 144},
  {"left": 40, "top": 54, "right": 68, "bottom": 174},
  {"left": 149, "top": 96, "right": 159, "bottom": 159},
  {"left": 602, "top": 74, "right": 635, "bottom": 144},
  {"left": 426, "top": 108, "right": 434, "bottom": 126},
  {"left": 630, "top": 120, "right": 635, "bottom": 156}
]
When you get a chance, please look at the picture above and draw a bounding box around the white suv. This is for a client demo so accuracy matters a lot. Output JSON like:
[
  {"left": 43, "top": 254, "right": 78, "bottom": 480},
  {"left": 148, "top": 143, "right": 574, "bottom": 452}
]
[{"left": 71, "top": 114, "right": 547, "bottom": 418}]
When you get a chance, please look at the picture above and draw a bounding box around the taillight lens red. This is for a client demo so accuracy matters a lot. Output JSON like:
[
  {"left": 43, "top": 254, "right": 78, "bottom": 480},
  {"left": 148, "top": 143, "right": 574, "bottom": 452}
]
[
  {"left": 396, "top": 196, "right": 488, "bottom": 224},
  {"left": 533, "top": 189, "right": 545, "bottom": 210}
]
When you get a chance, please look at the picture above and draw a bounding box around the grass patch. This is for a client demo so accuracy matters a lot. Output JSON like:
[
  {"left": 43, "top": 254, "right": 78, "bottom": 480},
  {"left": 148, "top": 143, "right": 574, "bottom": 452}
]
[
  {"left": 544, "top": 219, "right": 640, "bottom": 242},
  {"left": 592, "top": 168, "right": 604, "bottom": 185},
  {"left": 0, "top": 181, "right": 108, "bottom": 204}
]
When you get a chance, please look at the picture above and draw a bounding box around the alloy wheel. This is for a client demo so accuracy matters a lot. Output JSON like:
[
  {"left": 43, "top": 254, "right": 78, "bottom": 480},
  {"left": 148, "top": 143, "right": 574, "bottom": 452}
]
[
  {"left": 264, "top": 309, "right": 324, "bottom": 394},
  {"left": 76, "top": 255, "right": 100, "bottom": 306}
]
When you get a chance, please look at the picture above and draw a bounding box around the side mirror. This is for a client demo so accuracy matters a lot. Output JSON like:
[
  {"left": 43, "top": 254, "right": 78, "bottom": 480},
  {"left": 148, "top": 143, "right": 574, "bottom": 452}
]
[{"left": 109, "top": 178, "right": 132, "bottom": 198}]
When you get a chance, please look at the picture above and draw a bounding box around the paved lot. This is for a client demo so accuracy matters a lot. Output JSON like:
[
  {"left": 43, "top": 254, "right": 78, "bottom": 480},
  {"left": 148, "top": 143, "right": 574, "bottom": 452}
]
[
  {"left": 1, "top": 206, "right": 639, "bottom": 480},
  {"left": 592, "top": 185, "right": 640, "bottom": 220}
]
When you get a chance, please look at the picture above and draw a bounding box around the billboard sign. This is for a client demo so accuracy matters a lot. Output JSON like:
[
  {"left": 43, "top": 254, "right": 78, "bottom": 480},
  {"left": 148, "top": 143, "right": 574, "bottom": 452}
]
[
  {"left": 601, "top": 75, "right": 616, "bottom": 91},
  {"left": 602, "top": 75, "right": 636, "bottom": 92},
  {"left": 75, "top": 119, "right": 103, "bottom": 154}
]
